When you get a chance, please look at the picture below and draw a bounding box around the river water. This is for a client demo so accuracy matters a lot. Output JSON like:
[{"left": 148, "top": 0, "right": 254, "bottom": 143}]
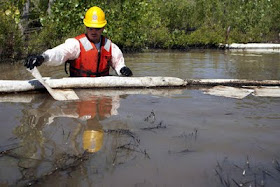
[{"left": 0, "top": 50, "right": 280, "bottom": 186}]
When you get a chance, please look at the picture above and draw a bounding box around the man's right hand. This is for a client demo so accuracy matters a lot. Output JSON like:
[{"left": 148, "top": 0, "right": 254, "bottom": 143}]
[{"left": 24, "top": 55, "right": 45, "bottom": 70}]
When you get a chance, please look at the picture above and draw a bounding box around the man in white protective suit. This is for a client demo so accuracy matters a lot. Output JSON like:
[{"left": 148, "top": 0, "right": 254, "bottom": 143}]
[{"left": 24, "top": 6, "right": 133, "bottom": 77}]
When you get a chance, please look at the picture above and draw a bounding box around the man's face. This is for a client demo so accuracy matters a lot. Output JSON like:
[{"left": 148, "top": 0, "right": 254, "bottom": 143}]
[{"left": 86, "top": 27, "right": 104, "bottom": 44}]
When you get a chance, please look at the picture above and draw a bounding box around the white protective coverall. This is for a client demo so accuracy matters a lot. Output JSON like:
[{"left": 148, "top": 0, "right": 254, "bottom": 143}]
[{"left": 42, "top": 38, "right": 126, "bottom": 75}]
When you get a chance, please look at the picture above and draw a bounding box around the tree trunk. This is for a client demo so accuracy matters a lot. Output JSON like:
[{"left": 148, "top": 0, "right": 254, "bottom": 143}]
[
  {"left": 18, "top": 0, "right": 30, "bottom": 35},
  {"left": 47, "top": 0, "right": 54, "bottom": 15}
]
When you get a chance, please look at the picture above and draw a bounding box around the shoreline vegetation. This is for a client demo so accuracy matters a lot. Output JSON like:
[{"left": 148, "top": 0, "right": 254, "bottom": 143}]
[{"left": 0, "top": 0, "right": 279, "bottom": 62}]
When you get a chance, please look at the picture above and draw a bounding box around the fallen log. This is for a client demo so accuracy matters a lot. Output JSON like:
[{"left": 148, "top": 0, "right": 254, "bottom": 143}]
[{"left": 0, "top": 77, "right": 280, "bottom": 93}]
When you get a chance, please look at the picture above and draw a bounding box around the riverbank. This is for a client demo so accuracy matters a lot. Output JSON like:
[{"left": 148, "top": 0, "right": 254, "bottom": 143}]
[{"left": 1, "top": 1, "right": 280, "bottom": 60}]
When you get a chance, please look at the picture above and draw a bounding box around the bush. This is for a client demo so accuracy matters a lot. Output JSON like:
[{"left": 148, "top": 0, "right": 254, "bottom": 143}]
[{"left": 0, "top": 8, "right": 23, "bottom": 61}]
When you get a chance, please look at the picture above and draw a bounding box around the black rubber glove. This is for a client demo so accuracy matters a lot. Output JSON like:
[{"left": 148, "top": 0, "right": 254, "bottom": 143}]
[
  {"left": 120, "top": 66, "right": 133, "bottom": 76},
  {"left": 24, "top": 55, "right": 45, "bottom": 70}
]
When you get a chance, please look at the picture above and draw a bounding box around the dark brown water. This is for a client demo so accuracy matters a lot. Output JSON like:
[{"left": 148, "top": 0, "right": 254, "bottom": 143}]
[{"left": 0, "top": 50, "right": 280, "bottom": 186}]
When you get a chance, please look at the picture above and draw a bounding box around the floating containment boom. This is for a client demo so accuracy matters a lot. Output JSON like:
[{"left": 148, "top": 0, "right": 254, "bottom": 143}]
[
  {"left": 1, "top": 77, "right": 280, "bottom": 100},
  {"left": 1, "top": 77, "right": 280, "bottom": 93},
  {"left": 0, "top": 77, "right": 185, "bottom": 93}
]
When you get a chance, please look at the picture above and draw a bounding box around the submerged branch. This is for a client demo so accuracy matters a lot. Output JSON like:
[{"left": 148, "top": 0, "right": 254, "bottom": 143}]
[
  {"left": 140, "top": 121, "right": 166, "bottom": 131},
  {"left": 19, "top": 151, "right": 90, "bottom": 186},
  {"left": 104, "top": 129, "right": 140, "bottom": 143}
]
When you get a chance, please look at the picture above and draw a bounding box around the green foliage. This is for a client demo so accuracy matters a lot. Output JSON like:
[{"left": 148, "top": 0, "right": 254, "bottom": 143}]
[
  {"left": 37, "top": 0, "right": 106, "bottom": 49},
  {"left": 105, "top": 0, "right": 161, "bottom": 50},
  {"left": 223, "top": 0, "right": 278, "bottom": 43},
  {"left": 1, "top": 0, "right": 280, "bottom": 59},
  {"left": 41, "top": 1, "right": 87, "bottom": 37},
  {"left": 188, "top": 25, "right": 225, "bottom": 45},
  {"left": 0, "top": 1, "right": 24, "bottom": 60},
  {"left": 147, "top": 26, "right": 172, "bottom": 48}
]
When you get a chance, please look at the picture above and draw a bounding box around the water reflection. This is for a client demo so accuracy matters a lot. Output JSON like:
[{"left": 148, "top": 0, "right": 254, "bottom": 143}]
[
  {"left": 0, "top": 91, "right": 117, "bottom": 185},
  {"left": 15, "top": 93, "right": 119, "bottom": 153},
  {"left": 83, "top": 118, "right": 103, "bottom": 153},
  {"left": 0, "top": 88, "right": 183, "bottom": 186}
]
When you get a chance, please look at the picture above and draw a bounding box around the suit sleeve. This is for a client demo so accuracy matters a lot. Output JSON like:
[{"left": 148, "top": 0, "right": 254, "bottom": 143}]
[
  {"left": 111, "top": 42, "right": 126, "bottom": 76},
  {"left": 42, "top": 38, "right": 80, "bottom": 66}
]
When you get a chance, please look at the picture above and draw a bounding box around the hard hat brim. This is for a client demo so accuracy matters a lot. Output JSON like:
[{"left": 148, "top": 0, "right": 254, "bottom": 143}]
[{"left": 83, "top": 19, "right": 107, "bottom": 28}]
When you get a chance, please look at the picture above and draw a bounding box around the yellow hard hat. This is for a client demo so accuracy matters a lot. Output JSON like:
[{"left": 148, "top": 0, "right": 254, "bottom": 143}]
[
  {"left": 83, "top": 130, "right": 104, "bottom": 153},
  {"left": 83, "top": 6, "right": 107, "bottom": 28}
]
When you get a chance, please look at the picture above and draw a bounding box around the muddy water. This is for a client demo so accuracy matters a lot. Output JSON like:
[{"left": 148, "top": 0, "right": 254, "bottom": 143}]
[{"left": 0, "top": 50, "right": 280, "bottom": 186}]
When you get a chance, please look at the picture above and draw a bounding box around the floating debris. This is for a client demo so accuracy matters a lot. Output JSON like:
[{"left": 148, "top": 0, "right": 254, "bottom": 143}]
[
  {"left": 253, "top": 87, "right": 280, "bottom": 97},
  {"left": 203, "top": 86, "right": 254, "bottom": 99},
  {"left": 144, "top": 110, "right": 156, "bottom": 124},
  {"left": 141, "top": 111, "right": 167, "bottom": 131}
]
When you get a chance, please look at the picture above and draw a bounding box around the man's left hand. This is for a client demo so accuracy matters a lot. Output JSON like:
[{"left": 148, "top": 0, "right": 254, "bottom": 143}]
[
  {"left": 120, "top": 66, "right": 133, "bottom": 76},
  {"left": 24, "top": 55, "right": 45, "bottom": 70}
]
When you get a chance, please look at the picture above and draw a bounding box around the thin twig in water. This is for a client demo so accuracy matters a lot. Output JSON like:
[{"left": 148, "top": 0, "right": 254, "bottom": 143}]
[
  {"left": 179, "top": 148, "right": 193, "bottom": 153},
  {"left": 67, "top": 132, "right": 71, "bottom": 140},
  {"left": 232, "top": 178, "right": 242, "bottom": 187},
  {"left": 224, "top": 175, "right": 230, "bottom": 187},
  {"left": 273, "top": 159, "right": 280, "bottom": 172},
  {"left": 246, "top": 155, "right": 250, "bottom": 169},
  {"left": 216, "top": 161, "right": 223, "bottom": 172},
  {"left": 233, "top": 164, "right": 243, "bottom": 170},
  {"left": 116, "top": 143, "right": 150, "bottom": 159},
  {"left": 140, "top": 121, "right": 166, "bottom": 131},
  {"left": 261, "top": 170, "right": 266, "bottom": 187},
  {"left": 215, "top": 169, "right": 224, "bottom": 185},
  {"left": 104, "top": 129, "right": 140, "bottom": 143},
  {"left": 194, "top": 128, "right": 198, "bottom": 140},
  {"left": 144, "top": 110, "right": 156, "bottom": 124},
  {"left": 0, "top": 146, "right": 22, "bottom": 157},
  {"left": 254, "top": 173, "right": 257, "bottom": 187}
]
